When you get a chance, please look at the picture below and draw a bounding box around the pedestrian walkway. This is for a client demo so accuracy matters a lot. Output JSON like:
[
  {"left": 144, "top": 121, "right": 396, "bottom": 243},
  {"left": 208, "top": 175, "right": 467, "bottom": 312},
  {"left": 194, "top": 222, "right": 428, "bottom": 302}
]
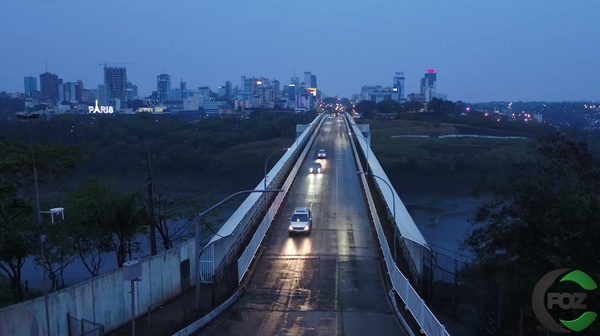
[{"left": 106, "top": 266, "right": 238, "bottom": 336}]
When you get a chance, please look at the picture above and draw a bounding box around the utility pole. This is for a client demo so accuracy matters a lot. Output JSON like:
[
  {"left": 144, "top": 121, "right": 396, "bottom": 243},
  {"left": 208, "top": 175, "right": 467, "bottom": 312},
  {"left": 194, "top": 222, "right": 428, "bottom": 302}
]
[{"left": 147, "top": 151, "right": 157, "bottom": 255}]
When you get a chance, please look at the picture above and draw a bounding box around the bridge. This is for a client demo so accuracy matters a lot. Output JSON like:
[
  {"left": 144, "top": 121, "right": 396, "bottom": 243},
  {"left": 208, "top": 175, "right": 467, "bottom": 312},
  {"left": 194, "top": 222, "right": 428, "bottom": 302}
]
[{"left": 0, "top": 113, "right": 449, "bottom": 336}]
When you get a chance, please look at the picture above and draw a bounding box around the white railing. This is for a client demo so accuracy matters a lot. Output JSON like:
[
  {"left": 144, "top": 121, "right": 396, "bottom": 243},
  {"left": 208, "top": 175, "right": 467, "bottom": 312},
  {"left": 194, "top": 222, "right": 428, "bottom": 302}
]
[
  {"left": 346, "top": 113, "right": 449, "bottom": 336},
  {"left": 237, "top": 113, "right": 328, "bottom": 282},
  {"left": 199, "top": 112, "right": 327, "bottom": 282},
  {"left": 348, "top": 116, "right": 430, "bottom": 277}
]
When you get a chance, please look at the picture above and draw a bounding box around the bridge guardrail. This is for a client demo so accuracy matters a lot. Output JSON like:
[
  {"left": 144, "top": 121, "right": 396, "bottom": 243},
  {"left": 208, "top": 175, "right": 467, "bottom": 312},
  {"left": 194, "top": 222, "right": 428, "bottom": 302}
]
[
  {"left": 237, "top": 112, "right": 328, "bottom": 283},
  {"left": 345, "top": 113, "right": 449, "bottom": 336},
  {"left": 198, "top": 112, "right": 326, "bottom": 283}
]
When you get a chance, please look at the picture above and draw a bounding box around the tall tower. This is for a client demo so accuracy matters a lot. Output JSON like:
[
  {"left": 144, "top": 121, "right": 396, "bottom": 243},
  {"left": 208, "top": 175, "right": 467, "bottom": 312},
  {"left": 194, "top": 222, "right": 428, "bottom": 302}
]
[
  {"left": 104, "top": 67, "right": 128, "bottom": 102},
  {"left": 392, "top": 72, "right": 405, "bottom": 101},
  {"left": 157, "top": 74, "right": 171, "bottom": 103},
  {"left": 24, "top": 76, "right": 38, "bottom": 97},
  {"left": 420, "top": 69, "right": 437, "bottom": 102},
  {"left": 39, "top": 72, "right": 61, "bottom": 100}
]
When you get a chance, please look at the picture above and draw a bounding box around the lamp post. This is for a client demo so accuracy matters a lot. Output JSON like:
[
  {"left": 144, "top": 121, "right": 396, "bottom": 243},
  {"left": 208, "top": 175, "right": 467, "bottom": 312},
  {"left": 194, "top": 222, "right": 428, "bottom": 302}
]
[
  {"left": 357, "top": 171, "right": 397, "bottom": 263},
  {"left": 193, "top": 188, "right": 284, "bottom": 309},
  {"left": 264, "top": 148, "right": 289, "bottom": 190},
  {"left": 17, "top": 111, "right": 51, "bottom": 336}
]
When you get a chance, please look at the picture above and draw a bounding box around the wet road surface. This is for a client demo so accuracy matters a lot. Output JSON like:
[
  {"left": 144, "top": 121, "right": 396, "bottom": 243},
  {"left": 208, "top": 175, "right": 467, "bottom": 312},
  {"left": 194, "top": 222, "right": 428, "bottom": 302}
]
[{"left": 194, "top": 116, "right": 408, "bottom": 336}]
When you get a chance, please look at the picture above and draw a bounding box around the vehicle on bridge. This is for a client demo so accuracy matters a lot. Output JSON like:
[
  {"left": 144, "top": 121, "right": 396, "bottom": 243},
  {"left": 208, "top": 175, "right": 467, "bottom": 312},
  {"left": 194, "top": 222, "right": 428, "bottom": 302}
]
[
  {"left": 289, "top": 207, "right": 312, "bottom": 234},
  {"left": 317, "top": 149, "right": 327, "bottom": 159},
  {"left": 309, "top": 162, "right": 322, "bottom": 174}
]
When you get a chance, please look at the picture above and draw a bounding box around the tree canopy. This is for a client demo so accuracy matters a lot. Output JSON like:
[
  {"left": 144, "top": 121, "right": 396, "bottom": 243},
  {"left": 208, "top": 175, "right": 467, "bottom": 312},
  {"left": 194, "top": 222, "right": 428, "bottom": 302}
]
[{"left": 461, "top": 133, "right": 600, "bottom": 332}]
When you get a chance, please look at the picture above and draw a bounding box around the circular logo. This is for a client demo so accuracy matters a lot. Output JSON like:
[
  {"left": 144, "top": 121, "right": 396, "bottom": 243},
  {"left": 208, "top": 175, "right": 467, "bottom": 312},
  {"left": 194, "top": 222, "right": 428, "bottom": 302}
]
[{"left": 532, "top": 269, "right": 597, "bottom": 333}]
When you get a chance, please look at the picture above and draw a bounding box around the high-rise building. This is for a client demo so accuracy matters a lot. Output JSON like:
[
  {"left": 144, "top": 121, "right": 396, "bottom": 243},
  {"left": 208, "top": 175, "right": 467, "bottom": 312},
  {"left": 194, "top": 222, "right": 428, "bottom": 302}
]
[
  {"left": 104, "top": 67, "right": 127, "bottom": 102},
  {"left": 76, "top": 80, "right": 84, "bottom": 101},
  {"left": 39, "top": 72, "right": 61, "bottom": 100},
  {"left": 310, "top": 75, "right": 317, "bottom": 88},
  {"left": 420, "top": 69, "right": 437, "bottom": 102},
  {"left": 272, "top": 79, "right": 280, "bottom": 98},
  {"left": 59, "top": 82, "right": 78, "bottom": 102},
  {"left": 126, "top": 81, "right": 138, "bottom": 101},
  {"left": 392, "top": 72, "right": 405, "bottom": 101},
  {"left": 157, "top": 74, "right": 171, "bottom": 103},
  {"left": 225, "top": 81, "right": 232, "bottom": 98},
  {"left": 24, "top": 76, "right": 38, "bottom": 96},
  {"left": 290, "top": 77, "right": 300, "bottom": 85},
  {"left": 97, "top": 84, "right": 110, "bottom": 106}
]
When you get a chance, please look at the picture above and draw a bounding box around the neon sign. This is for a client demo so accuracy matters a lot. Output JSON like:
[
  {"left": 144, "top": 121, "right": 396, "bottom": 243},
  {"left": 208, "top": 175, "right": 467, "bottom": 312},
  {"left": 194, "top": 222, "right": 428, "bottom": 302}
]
[
  {"left": 138, "top": 107, "right": 164, "bottom": 113},
  {"left": 88, "top": 99, "right": 114, "bottom": 114},
  {"left": 426, "top": 68, "right": 437, "bottom": 73}
]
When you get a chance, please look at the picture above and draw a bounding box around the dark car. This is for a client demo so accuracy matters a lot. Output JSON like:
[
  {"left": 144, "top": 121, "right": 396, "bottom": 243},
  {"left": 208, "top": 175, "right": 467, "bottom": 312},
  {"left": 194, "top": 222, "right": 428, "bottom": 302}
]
[{"left": 309, "top": 162, "right": 322, "bottom": 174}]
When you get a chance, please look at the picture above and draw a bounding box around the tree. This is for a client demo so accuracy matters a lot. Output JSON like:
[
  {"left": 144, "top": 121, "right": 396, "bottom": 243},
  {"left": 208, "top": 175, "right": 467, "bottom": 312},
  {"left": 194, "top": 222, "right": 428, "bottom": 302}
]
[
  {"left": 151, "top": 185, "right": 219, "bottom": 251},
  {"left": 32, "top": 210, "right": 76, "bottom": 291},
  {"left": 377, "top": 100, "right": 401, "bottom": 114},
  {"left": 153, "top": 185, "right": 193, "bottom": 250},
  {"left": 109, "top": 189, "right": 148, "bottom": 267},
  {"left": 355, "top": 100, "right": 377, "bottom": 117},
  {"left": 0, "top": 183, "right": 34, "bottom": 302},
  {"left": 461, "top": 133, "right": 600, "bottom": 329},
  {"left": 0, "top": 136, "right": 80, "bottom": 302},
  {"left": 66, "top": 178, "right": 114, "bottom": 277},
  {"left": 68, "top": 178, "right": 147, "bottom": 270}
]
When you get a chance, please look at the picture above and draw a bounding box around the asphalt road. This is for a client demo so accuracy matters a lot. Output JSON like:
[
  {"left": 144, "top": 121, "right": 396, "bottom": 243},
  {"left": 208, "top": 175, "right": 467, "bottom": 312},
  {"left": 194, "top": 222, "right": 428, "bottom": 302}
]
[{"left": 193, "top": 115, "right": 408, "bottom": 336}]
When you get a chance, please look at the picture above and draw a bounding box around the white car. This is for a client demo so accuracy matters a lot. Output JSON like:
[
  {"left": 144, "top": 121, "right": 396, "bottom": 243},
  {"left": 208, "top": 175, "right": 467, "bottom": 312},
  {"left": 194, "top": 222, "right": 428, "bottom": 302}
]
[
  {"left": 317, "top": 149, "right": 327, "bottom": 159},
  {"left": 289, "top": 207, "right": 312, "bottom": 234}
]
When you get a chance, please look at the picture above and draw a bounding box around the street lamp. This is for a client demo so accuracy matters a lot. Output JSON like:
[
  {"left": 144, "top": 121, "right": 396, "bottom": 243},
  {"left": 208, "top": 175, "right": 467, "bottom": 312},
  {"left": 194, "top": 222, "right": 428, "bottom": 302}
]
[
  {"left": 264, "top": 148, "right": 289, "bottom": 190},
  {"left": 357, "top": 171, "right": 397, "bottom": 263},
  {"left": 193, "top": 188, "right": 284, "bottom": 308},
  {"left": 17, "top": 111, "right": 62, "bottom": 336}
]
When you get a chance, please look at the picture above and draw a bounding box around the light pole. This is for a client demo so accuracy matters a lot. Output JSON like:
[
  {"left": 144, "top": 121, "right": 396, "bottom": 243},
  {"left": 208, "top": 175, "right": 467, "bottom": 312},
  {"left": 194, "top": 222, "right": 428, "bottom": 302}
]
[
  {"left": 193, "top": 188, "right": 284, "bottom": 309},
  {"left": 357, "top": 171, "right": 397, "bottom": 263},
  {"left": 17, "top": 111, "right": 66, "bottom": 336},
  {"left": 264, "top": 148, "right": 289, "bottom": 190}
]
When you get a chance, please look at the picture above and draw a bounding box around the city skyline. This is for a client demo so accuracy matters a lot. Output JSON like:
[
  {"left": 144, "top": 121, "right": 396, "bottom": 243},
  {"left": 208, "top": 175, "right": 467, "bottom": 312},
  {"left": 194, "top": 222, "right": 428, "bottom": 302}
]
[{"left": 1, "top": 0, "right": 599, "bottom": 102}]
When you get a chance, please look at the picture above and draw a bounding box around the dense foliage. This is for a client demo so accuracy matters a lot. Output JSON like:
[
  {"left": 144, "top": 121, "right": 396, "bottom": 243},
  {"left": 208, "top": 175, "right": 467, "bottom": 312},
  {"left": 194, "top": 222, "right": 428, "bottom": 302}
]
[
  {"left": 461, "top": 133, "right": 600, "bottom": 333},
  {"left": 0, "top": 111, "right": 315, "bottom": 183}
]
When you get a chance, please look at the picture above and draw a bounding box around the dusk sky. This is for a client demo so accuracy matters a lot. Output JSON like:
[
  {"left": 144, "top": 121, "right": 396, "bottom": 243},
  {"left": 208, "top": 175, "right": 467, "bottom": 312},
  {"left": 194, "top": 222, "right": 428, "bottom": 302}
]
[{"left": 1, "top": 0, "right": 598, "bottom": 103}]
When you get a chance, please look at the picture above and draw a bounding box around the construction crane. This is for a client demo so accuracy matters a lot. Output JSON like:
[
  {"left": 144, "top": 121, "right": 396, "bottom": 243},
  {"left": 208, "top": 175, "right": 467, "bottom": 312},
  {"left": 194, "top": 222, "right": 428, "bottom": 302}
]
[{"left": 99, "top": 62, "right": 132, "bottom": 68}]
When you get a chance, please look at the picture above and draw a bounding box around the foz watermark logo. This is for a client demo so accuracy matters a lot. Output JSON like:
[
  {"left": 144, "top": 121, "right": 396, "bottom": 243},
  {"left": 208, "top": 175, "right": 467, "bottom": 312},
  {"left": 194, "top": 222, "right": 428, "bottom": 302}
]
[
  {"left": 88, "top": 99, "right": 114, "bottom": 114},
  {"left": 532, "top": 269, "right": 597, "bottom": 333}
]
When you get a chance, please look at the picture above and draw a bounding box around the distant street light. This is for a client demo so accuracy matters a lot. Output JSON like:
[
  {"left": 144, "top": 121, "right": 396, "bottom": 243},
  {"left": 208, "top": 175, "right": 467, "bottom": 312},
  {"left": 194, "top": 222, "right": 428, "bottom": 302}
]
[
  {"left": 264, "top": 148, "right": 289, "bottom": 190},
  {"left": 193, "top": 188, "right": 284, "bottom": 309},
  {"left": 17, "top": 111, "right": 65, "bottom": 336},
  {"left": 357, "top": 171, "right": 397, "bottom": 263}
]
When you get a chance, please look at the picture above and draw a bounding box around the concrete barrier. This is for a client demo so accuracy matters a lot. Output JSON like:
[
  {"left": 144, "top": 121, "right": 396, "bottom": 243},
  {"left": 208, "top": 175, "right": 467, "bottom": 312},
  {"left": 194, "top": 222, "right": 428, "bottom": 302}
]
[{"left": 0, "top": 240, "right": 195, "bottom": 336}]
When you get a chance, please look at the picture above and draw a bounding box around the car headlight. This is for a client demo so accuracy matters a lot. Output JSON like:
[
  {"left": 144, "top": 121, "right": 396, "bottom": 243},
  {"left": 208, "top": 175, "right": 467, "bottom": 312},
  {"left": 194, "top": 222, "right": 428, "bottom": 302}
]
[
  {"left": 303, "top": 225, "right": 310, "bottom": 231},
  {"left": 318, "top": 169, "right": 321, "bottom": 173},
  {"left": 289, "top": 225, "right": 294, "bottom": 230},
  {"left": 309, "top": 168, "right": 313, "bottom": 172}
]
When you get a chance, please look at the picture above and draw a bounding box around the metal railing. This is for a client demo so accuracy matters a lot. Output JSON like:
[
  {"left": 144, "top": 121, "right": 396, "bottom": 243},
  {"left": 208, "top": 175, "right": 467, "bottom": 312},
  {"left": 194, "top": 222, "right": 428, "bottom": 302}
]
[
  {"left": 67, "top": 314, "right": 105, "bottom": 336},
  {"left": 346, "top": 113, "right": 450, "bottom": 336},
  {"left": 237, "top": 112, "right": 327, "bottom": 283}
]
